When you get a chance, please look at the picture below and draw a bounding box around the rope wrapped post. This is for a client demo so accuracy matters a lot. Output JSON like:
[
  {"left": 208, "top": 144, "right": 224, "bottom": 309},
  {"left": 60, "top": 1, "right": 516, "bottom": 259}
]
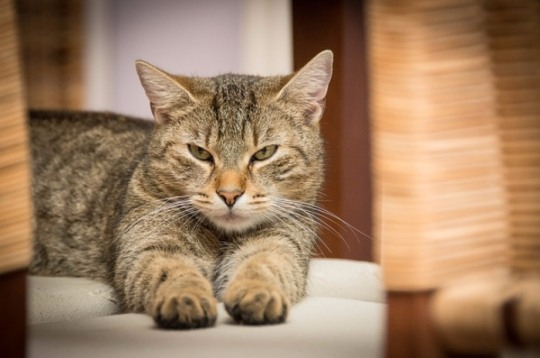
[
  {"left": 0, "top": 1, "right": 32, "bottom": 356},
  {"left": 369, "top": 0, "right": 539, "bottom": 356},
  {"left": 432, "top": 1, "right": 540, "bottom": 353},
  {"left": 370, "top": 0, "right": 508, "bottom": 293},
  {"left": 0, "top": 0, "right": 32, "bottom": 277},
  {"left": 487, "top": 0, "right": 540, "bottom": 276}
]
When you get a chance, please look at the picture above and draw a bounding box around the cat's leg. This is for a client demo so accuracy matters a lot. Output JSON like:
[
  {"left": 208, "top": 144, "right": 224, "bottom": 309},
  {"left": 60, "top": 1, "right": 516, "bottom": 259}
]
[
  {"left": 218, "top": 232, "right": 313, "bottom": 325},
  {"left": 114, "top": 231, "right": 219, "bottom": 329}
]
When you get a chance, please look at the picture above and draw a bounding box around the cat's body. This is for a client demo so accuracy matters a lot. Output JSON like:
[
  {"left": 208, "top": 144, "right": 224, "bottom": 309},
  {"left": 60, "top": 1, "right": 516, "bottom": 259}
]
[
  {"left": 29, "top": 51, "right": 333, "bottom": 328},
  {"left": 30, "top": 111, "right": 153, "bottom": 281}
]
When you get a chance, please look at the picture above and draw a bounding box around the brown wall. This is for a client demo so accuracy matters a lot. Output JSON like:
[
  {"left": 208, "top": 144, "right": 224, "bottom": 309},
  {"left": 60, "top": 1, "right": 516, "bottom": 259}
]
[{"left": 293, "top": 0, "right": 372, "bottom": 261}]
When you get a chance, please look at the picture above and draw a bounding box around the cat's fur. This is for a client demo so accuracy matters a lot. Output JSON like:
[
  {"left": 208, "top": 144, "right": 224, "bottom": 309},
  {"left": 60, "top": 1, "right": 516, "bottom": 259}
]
[{"left": 29, "top": 51, "right": 333, "bottom": 328}]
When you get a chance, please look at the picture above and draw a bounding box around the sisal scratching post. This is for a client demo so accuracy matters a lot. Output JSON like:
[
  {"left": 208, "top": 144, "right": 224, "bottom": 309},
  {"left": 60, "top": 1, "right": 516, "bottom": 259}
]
[
  {"left": 370, "top": 0, "right": 508, "bottom": 291},
  {"left": 487, "top": 0, "right": 540, "bottom": 276},
  {"left": 0, "top": 0, "right": 33, "bottom": 275},
  {"left": 433, "top": 1, "right": 540, "bottom": 353},
  {"left": 0, "top": 0, "right": 32, "bottom": 356},
  {"left": 488, "top": 0, "right": 540, "bottom": 349},
  {"left": 369, "top": 0, "right": 540, "bottom": 356}
]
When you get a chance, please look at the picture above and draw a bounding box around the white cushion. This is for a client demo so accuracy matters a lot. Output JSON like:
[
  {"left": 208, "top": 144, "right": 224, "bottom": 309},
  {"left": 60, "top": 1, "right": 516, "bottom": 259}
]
[
  {"left": 29, "top": 297, "right": 385, "bottom": 358},
  {"left": 28, "top": 276, "right": 120, "bottom": 324},
  {"left": 28, "top": 259, "right": 386, "bottom": 358},
  {"left": 307, "top": 258, "right": 384, "bottom": 303},
  {"left": 28, "top": 258, "right": 384, "bottom": 324}
]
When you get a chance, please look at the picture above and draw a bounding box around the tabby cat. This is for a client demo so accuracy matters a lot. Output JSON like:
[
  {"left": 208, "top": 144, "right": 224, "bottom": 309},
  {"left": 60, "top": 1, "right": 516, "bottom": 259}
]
[{"left": 29, "top": 50, "right": 333, "bottom": 329}]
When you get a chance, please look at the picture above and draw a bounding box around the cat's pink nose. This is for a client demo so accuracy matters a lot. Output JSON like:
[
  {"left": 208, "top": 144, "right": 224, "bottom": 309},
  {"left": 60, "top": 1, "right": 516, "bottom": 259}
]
[{"left": 217, "top": 190, "right": 243, "bottom": 208}]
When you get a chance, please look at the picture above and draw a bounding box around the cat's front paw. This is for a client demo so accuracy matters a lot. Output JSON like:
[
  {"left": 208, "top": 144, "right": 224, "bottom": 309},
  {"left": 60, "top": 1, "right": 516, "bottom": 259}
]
[
  {"left": 152, "top": 280, "right": 217, "bottom": 329},
  {"left": 224, "top": 279, "right": 290, "bottom": 325}
]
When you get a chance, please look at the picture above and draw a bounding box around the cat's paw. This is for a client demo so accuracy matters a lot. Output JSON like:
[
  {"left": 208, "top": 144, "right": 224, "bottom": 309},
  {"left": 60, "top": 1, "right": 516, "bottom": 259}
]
[
  {"left": 152, "top": 281, "right": 217, "bottom": 329},
  {"left": 224, "top": 279, "right": 290, "bottom": 325}
]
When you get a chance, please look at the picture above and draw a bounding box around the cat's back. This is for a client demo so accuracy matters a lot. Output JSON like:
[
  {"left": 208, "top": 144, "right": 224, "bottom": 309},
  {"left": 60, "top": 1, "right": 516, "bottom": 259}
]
[
  {"left": 30, "top": 110, "right": 154, "bottom": 191},
  {"left": 29, "top": 110, "right": 154, "bottom": 280},
  {"left": 30, "top": 110, "right": 153, "bottom": 159}
]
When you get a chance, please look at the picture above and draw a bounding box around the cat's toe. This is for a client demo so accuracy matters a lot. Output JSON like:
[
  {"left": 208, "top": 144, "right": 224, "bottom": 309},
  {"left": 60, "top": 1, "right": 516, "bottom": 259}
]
[
  {"left": 152, "top": 290, "right": 217, "bottom": 329},
  {"left": 224, "top": 280, "right": 289, "bottom": 325}
]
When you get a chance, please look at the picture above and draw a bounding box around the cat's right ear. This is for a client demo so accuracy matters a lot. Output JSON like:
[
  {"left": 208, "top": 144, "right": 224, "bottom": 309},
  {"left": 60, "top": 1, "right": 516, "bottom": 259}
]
[
  {"left": 276, "top": 50, "right": 333, "bottom": 125},
  {"left": 135, "top": 60, "right": 196, "bottom": 124}
]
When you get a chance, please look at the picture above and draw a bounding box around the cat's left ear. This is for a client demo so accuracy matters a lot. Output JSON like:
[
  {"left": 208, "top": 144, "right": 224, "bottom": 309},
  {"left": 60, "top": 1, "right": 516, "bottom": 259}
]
[
  {"left": 276, "top": 50, "right": 333, "bottom": 124},
  {"left": 135, "top": 60, "right": 196, "bottom": 124}
]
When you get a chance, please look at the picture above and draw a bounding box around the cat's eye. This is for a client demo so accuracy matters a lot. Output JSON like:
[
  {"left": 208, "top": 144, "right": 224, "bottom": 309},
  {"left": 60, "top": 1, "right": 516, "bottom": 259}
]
[
  {"left": 252, "top": 145, "right": 278, "bottom": 162},
  {"left": 188, "top": 144, "right": 213, "bottom": 162}
]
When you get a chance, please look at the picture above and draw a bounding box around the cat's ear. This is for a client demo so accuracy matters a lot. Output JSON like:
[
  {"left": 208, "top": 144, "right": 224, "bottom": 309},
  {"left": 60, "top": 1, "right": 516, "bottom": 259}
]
[
  {"left": 276, "top": 50, "right": 333, "bottom": 124},
  {"left": 135, "top": 60, "right": 196, "bottom": 124}
]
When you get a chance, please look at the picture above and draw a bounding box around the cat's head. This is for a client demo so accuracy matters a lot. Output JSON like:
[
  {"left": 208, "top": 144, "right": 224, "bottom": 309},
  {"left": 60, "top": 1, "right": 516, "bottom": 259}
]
[{"left": 136, "top": 51, "right": 333, "bottom": 233}]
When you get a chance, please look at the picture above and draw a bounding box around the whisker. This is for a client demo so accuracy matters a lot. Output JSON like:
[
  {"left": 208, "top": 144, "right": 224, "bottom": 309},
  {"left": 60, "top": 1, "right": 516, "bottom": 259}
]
[
  {"left": 275, "top": 197, "right": 373, "bottom": 241},
  {"left": 111, "top": 195, "right": 198, "bottom": 246},
  {"left": 293, "top": 208, "right": 352, "bottom": 253},
  {"left": 267, "top": 196, "right": 373, "bottom": 256},
  {"left": 267, "top": 205, "right": 333, "bottom": 255},
  {"left": 289, "top": 205, "right": 354, "bottom": 253},
  {"left": 129, "top": 205, "right": 201, "bottom": 245}
]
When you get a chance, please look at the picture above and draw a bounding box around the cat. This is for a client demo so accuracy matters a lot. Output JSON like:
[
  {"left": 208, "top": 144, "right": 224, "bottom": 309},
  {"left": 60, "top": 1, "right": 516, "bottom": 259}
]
[{"left": 29, "top": 50, "right": 333, "bottom": 329}]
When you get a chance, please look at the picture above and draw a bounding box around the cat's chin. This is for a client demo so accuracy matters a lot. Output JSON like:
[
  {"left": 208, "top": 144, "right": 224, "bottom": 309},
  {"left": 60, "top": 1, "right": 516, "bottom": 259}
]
[{"left": 208, "top": 212, "right": 261, "bottom": 234}]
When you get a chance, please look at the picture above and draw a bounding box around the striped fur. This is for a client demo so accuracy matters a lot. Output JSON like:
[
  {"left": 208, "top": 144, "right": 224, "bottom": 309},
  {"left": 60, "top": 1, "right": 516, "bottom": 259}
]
[{"left": 29, "top": 51, "right": 333, "bottom": 328}]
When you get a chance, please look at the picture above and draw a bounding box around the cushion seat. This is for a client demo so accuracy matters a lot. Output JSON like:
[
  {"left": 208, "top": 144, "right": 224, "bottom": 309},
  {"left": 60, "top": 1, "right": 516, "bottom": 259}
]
[{"left": 28, "top": 259, "right": 386, "bottom": 358}]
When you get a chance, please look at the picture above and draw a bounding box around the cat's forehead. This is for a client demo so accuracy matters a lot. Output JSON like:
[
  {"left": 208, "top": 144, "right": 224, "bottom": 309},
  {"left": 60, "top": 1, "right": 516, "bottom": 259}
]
[
  {"left": 212, "top": 73, "right": 262, "bottom": 91},
  {"left": 211, "top": 74, "right": 260, "bottom": 124},
  {"left": 186, "top": 75, "right": 285, "bottom": 165},
  {"left": 206, "top": 75, "right": 281, "bottom": 139},
  {"left": 209, "top": 74, "right": 277, "bottom": 109}
]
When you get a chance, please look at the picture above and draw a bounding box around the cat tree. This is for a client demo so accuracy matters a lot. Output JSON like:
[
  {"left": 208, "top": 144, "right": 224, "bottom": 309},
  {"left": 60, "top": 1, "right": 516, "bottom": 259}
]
[{"left": 369, "top": 0, "right": 540, "bottom": 355}]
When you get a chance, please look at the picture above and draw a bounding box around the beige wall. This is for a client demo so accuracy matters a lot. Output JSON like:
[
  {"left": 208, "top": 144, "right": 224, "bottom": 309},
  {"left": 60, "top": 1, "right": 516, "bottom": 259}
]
[{"left": 84, "top": 0, "right": 292, "bottom": 119}]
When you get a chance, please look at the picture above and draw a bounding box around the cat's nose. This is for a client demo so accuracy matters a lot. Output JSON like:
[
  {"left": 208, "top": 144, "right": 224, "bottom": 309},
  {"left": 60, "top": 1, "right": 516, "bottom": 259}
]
[{"left": 217, "top": 189, "right": 243, "bottom": 208}]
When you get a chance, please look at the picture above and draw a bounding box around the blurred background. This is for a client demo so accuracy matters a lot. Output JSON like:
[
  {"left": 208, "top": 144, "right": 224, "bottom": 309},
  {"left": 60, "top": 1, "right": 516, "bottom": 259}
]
[
  {"left": 15, "top": 0, "right": 372, "bottom": 262},
  {"left": 18, "top": 0, "right": 293, "bottom": 117}
]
